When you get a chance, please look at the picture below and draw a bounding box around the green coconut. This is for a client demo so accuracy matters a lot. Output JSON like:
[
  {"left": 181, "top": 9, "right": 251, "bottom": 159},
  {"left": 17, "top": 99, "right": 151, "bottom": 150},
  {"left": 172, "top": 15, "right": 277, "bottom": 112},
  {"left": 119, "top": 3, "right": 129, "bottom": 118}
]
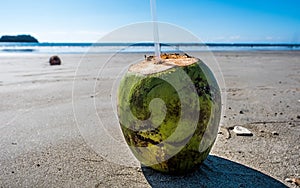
[{"left": 117, "top": 53, "right": 221, "bottom": 174}]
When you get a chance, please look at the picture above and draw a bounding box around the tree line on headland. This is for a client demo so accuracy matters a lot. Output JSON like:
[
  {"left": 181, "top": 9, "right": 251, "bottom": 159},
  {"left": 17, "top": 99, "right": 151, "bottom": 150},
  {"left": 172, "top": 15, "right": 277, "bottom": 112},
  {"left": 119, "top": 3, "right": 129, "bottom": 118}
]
[{"left": 0, "top": 35, "right": 38, "bottom": 43}]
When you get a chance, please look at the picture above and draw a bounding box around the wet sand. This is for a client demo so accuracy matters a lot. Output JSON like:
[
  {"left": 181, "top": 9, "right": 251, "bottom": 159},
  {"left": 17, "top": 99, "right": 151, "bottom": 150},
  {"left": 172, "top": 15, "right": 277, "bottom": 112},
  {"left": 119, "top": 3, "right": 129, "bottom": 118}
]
[{"left": 0, "top": 51, "right": 299, "bottom": 187}]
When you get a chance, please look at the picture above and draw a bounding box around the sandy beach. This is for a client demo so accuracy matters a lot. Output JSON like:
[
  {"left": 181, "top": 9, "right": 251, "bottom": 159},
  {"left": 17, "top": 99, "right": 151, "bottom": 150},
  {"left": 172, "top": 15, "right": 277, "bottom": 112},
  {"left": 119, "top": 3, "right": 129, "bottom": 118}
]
[{"left": 0, "top": 51, "right": 299, "bottom": 187}]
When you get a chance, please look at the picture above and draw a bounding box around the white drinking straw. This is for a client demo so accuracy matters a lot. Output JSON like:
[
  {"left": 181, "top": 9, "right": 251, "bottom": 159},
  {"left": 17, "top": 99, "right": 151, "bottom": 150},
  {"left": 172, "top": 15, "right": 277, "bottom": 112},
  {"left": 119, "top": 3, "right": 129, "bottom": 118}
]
[{"left": 150, "top": 0, "right": 161, "bottom": 61}]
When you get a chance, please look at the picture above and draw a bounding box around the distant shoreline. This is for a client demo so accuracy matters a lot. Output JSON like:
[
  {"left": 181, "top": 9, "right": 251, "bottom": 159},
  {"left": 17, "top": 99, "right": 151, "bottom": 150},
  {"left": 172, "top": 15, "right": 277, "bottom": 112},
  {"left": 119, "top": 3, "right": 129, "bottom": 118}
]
[
  {"left": 0, "top": 41, "right": 299, "bottom": 46},
  {"left": 0, "top": 42, "right": 299, "bottom": 54}
]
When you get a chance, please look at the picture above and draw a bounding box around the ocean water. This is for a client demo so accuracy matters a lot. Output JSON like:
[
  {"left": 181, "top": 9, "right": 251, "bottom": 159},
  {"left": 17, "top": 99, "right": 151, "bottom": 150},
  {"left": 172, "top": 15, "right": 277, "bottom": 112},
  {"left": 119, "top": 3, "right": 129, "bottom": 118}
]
[{"left": 0, "top": 42, "right": 299, "bottom": 54}]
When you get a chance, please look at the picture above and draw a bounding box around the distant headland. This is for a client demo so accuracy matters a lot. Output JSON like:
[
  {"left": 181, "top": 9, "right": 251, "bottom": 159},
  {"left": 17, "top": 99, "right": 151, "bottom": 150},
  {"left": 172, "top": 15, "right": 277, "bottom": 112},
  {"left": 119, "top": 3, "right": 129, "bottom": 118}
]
[{"left": 0, "top": 35, "right": 39, "bottom": 43}]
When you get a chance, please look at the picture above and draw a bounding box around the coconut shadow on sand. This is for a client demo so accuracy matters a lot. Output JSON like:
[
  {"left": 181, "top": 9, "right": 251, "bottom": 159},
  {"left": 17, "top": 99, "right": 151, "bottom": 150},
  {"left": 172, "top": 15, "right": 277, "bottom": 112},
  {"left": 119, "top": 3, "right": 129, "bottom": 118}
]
[{"left": 142, "top": 155, "right": 287, "bottom": 188}]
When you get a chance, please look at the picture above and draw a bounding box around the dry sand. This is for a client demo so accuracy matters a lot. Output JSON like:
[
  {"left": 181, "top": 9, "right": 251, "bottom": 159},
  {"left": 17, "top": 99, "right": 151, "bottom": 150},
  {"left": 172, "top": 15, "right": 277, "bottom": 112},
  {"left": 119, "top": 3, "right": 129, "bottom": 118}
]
[{"left": 0, "top": 51, "right": 299, "bottom": 187}]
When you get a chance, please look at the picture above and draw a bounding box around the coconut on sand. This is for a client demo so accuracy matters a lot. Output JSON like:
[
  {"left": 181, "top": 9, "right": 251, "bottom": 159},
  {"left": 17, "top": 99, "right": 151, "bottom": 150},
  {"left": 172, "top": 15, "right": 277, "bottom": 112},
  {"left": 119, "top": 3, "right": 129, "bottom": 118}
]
[{"left": 117, "top": 53, "right": 221, "bottom": 174}]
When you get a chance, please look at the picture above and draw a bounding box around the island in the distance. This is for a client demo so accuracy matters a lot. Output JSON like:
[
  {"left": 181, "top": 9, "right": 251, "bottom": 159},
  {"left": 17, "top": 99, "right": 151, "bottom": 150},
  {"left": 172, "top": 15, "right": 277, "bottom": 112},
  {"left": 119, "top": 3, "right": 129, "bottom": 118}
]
[{"left": 0, "top": 35, "right": 39, "bottom": 43}]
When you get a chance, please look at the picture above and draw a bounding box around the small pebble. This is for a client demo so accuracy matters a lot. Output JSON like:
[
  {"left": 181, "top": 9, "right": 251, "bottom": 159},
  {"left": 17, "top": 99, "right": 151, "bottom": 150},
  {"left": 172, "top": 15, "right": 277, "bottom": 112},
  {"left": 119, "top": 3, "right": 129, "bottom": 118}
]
[
  {"left": 286, "top": 177, "right": 300, "bottom": 186},
  {"left": 136, "top": 167, "right": 142, "bottom": 172},
  {"left": 272, "top": 131, "right": 279, "bottom": 136},
  {"left": 239, "top": 110, "right": 244, "bottom": 114},
  {"left": 297, "top": 115, "right": 300, "bottom": 119},
  {"left": 233, "top": 126, "right": 253, "bottom": 136},
  {"left": 37, "top": 164, "right": 40, "bottom": 167},
  {"left": 229, "top": 107, "right": 232, "bottom": 110},
  {"left": 285, "top": 178, "right": 293, "bottom": 182},
  {"left": 279, "top": 112, "right": 283, "bottom": 115}
]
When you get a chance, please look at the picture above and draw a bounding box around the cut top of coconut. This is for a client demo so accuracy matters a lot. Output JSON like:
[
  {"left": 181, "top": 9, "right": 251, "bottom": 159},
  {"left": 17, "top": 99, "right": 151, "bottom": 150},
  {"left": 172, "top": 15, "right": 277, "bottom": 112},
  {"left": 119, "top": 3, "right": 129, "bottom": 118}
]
[{"left": 129, "top": 53, "right": 199, "bottom": 75}]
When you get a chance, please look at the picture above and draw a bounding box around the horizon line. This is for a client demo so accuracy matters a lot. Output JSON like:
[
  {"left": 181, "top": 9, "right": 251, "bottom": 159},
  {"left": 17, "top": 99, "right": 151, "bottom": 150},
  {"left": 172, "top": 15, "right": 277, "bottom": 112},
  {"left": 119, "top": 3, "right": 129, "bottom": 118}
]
[{"left": 1, "top": 41, "right": 300, "bottom": 46}]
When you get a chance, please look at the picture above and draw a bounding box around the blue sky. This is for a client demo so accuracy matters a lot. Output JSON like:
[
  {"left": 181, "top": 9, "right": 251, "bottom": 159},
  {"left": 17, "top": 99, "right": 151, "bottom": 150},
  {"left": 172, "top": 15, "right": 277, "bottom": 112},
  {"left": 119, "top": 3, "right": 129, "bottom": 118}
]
[{"left": 0, "top": 0, "right": 299, "bottom": 43}]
